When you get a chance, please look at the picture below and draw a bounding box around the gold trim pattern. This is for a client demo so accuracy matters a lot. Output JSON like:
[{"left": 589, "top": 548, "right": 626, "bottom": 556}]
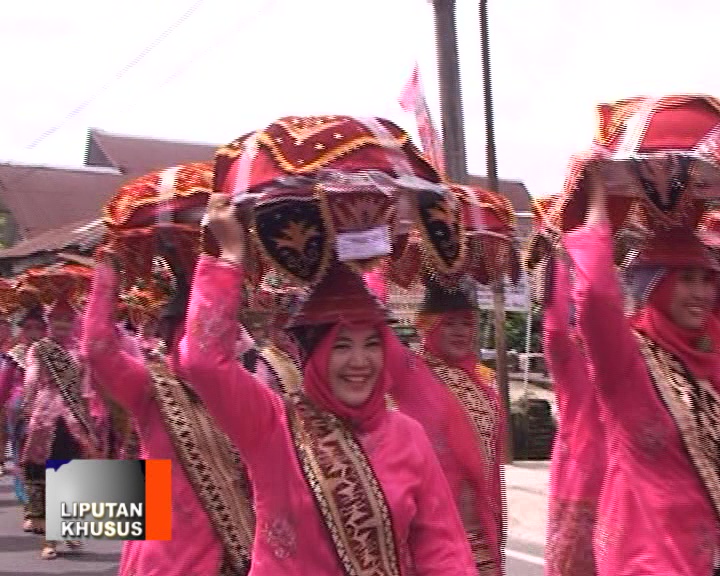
[
  {"left": 286, "top": 392, "right": 401, "bottom": 576},
  {"left": 545, "top": 498, "right": 597, "bottom": 576},
  {"left": 635, "top": 332, "right": 720, "bottom": 523},
  {"left": 147, "top": 357, "right": 254, "bottom": 575},
  {"left": 5, "top": 343, "right": 28, "bottom": 371},
  {"left": 256, "top": 132, "right": 409, "bottom": 176},
  {"left": 426, "top": 356, "right": 502, "bottom": 570},
  {"left": 259, "top": 344, "right": 301, "bottom": 395},
  {"left": 35, "top": 338, "right": 99, "bottom": 449}
]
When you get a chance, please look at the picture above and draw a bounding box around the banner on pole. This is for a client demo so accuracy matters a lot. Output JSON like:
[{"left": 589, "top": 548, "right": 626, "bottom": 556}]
[
  {"left": 476, "top": 272, "right": 531, "bottom": 312},
  {"left": 399, "top": 64, "right": 446, "bottom": 177}
]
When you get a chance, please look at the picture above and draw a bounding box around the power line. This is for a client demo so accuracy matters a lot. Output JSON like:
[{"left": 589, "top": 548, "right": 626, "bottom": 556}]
[
  {"left": 0, "top": 0, "right": 279, "bottom": 235},
  {"left": 114, "top": 0, "right": 279, "bottom": 112},
  {"left": 25, "top": 0, "right": 211, "bottom": 151},
  {"left": 0, "top": 0, "right": 214, "bottom": 197}
]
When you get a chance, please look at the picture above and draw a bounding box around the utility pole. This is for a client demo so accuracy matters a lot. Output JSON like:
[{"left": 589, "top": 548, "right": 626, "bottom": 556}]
[
  {"left": 430, "top": 0, "right": 467, "bottom": 183},
  {"left": 431, "top": 0, "right": 514, "bottom": 463},
  {"left": 480, "top": 0, "right": 513, "bottom": 464}
]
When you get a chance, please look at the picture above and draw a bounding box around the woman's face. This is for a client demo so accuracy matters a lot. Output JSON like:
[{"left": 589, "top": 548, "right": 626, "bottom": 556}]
[
  {"left": 669, "top": 267, "right": 719, "bottom": 330},
  {"left": 328, "top": 325, "right": 383, "bottom": 407},
  {"left": 437, "top": 312, "right": 476, "bottom": 360}
]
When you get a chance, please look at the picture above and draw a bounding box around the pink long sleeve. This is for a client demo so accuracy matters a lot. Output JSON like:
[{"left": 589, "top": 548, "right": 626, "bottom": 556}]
[
  {"left": 543, "top": 255, "right": 591, "bottom": 395},
  {"left": 409, "top": 419, "right": 477, "bottom": 575},
  {"left": 81, "top": 263, "right": 149, "bottom": 413},
  {"left": 180, "top": 255, "right": 284, "bottom": 461},
  {"left": 562, "top": 222, "right": 657, "bottom": 427}
]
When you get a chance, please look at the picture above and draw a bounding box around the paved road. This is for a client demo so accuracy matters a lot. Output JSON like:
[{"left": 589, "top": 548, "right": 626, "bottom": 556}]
[
  {"left": 0, "top": 474, "right": 544, "bottom": 575},
  {"left": 0, "top": 475, "right": 121, "bottom": 575}
]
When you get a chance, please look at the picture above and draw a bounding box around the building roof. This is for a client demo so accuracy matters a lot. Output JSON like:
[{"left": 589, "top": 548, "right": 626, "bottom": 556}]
[
  {"left": 0, "top": 218, "right": 104, "bottom": 276},
  {"left": 85, "top": 128, "right": 218, "bottom": 174},
  {"left": 0, "top": 163, "right": 124, "bottom": 240},
  {"left": 465, "top": 175, "right": 532, "bottom": 213},
  {"left": 0, "top": 129, "right": 220, "bottom": 244},
  {"left": 0, "top": 218, "right": 104, "bottom": 259}
]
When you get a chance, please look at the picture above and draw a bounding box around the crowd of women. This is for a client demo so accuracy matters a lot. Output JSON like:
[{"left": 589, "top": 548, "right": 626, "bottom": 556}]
[{"left": 0, "top": 95, "right": 718, "bottom": 576}]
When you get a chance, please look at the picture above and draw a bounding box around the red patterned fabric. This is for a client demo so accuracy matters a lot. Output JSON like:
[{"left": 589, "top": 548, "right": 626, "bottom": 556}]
[
  {"left": 102, "top": 162, "right": 214, "bottom": 286},
  {"left": 286, "top": 262, "right": 387, "bottom": 328},
  {"left": 555, "top": 95, "right": 720, "bottom": 233},
  {"left": 18, "top": 263, "right": 93, "bottom": 305},
  {"left": 219, "top": 115, "right": 463, "bottom": 286},
  {"left": 698, "top": 209, "right": 720, "bottom": 248},
  {"left": 595, "top": 95, "right": 720, "bottom": 153},
  {"left": 0, "top": 279, "right": 22, "bottom": 315},
  {"left": 225, "top": 116, "right": 439, "bottom": 197},
  {"left": 104, "top": 162, "right": 213, "bottom": 229},
  {"left": 630, "top": 226, "right": 720, "bottom": 270}
]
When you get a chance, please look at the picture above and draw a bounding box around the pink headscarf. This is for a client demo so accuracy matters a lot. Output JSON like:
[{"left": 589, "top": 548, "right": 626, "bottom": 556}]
[
  {"left": 302, "top": 321, "right": 392, "bottom": 433},
  {"left": 632, "top": 269, "right": 720, "bottom": 386}
]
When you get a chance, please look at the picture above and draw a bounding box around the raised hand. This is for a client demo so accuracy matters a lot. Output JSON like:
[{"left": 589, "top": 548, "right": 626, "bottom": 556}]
[{"left": 205, "top": 194, "right": 247, "bottom": 265}]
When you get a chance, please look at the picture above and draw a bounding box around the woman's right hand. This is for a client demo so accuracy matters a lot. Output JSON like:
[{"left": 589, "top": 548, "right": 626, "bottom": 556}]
[{"left": 205, "top": 194, "right": 247, "bottom": 265}]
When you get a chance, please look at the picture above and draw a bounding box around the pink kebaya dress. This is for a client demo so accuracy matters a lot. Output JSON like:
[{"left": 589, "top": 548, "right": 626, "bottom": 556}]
[
  {"left": 82, "top": 263, "right": 223, "bottom": 576},
  {"left": 564, "top": 222, "right": 720, "bottom": 576},
  {"left": 180, "top": 254, "right": 477, "bottom": 576},
  {"left": 543, "top": 256, "right": 606, "bottom": 576}
]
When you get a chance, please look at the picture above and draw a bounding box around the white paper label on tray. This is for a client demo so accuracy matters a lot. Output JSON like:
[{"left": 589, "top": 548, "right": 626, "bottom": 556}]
[{"left": 336, "top": 225, "right": 391, "bottom": 261}]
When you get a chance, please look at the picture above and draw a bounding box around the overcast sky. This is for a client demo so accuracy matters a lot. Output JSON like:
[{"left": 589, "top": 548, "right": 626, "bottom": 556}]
[{"left": 2, "top": 0, "right": 719, "bottom": 198}]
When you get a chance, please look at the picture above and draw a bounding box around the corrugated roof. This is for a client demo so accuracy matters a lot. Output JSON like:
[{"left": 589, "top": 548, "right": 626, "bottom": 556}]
[
  {"left": 0, "top": 163, "right": 124, "bottom": 239},
  {"left": 86, "top": 128, "right": 218, "bottom": 174},
  {"left": 0, "top": 218, "right": 104, "bottom": 260}
]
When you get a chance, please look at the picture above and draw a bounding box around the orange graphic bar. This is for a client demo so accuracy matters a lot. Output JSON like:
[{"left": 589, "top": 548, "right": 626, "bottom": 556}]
[{"left": 144, "top": 459, "right": 172, "bottom": 540}]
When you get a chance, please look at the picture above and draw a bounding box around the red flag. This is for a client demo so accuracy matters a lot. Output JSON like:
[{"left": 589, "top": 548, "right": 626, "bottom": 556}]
[{"left": 399, "top": 64, "right": 446, "bottom": 177}]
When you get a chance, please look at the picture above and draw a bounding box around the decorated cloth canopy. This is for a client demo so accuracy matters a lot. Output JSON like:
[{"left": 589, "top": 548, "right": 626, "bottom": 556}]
[
  {"left": 15, "top": 262, "right": 93, "bottom": 307},
  {"left": 0, "top": 278, "right": 34, "bottom": 316},
  {"left": 217, "top": 115, "right": 465, "bottom": 287},
  {"left": 389, "top": 184, "right": 519, "bottom": 289},
  {"left": 119, "top": 257, "right": 174, "bottom": 328},
  {"left": 549, "top": 95, "right": 720, "bottom": 234},
  {"left": 101, "top": 162, "right": 214, "bottom": 284}
]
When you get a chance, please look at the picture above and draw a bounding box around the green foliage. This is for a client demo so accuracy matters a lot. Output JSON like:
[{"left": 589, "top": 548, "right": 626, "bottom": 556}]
[{"left": 478, "top": 307, "right": 542, "bottom": 353}]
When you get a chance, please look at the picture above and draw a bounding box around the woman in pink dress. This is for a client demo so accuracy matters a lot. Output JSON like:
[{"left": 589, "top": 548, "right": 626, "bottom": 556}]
[
  {"left": 180, "top": 193, "right": 476, "bottom": 575},
  {"left": 539, "top": 252, "right": 605, "bottom": 575},
  {"left": 561, "top": 95, "right": 720, "bottom": 575},
  {"left": 22, "top": 300, "right": 101, "bottom": 559},
  {"left": 365, "top": 267, "right": 502, "bottom": 575},
  {"left": 0, "top": 314, "right": 12, "bottom": 476},
  {"left": 410, "top": 279, "right": 505, "bottom": 575},
  {"left": 0, "top": 305, "right": 46, "bottom": 532},
  {"left": 81, "top": 250, "right": 255, "bottom": 576}
]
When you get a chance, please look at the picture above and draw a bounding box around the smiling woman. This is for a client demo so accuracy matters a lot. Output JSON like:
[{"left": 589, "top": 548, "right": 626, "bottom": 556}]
[
  {"left": 560, "top": 94, "right": 720, "bottom": 575},
  {"left": 179, "top": 193, "right": 477, "bottom": 575}
]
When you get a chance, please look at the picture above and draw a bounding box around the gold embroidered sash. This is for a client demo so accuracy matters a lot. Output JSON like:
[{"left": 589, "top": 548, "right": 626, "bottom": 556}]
[
  {"left": 5, "top": 343, "right": 28, "bottom": 371},
  {"left": 426, "top": 357, "right": 502, "bottom": 571},
  {"left": 35, "top": 338, "right": 100, "bottom": 449},
  {"left": 286, "top": 392, "right": 401, "bottom": 576},
  {"left": 259, "top": 344, "right": 302, "bottom": 395},
  {"left": 635, "top": 332, "right": 720, "bottom": 523},
  {"left": 146, "top": 357, "right": 254, "bottom": 576}
]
